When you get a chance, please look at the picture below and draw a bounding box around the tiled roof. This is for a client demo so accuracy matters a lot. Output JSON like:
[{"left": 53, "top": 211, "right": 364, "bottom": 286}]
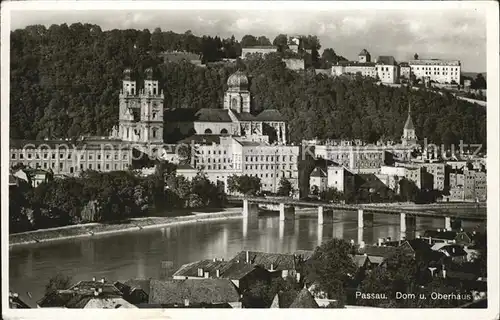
[
  {"left": 352, "top": 254, "right": 369, "bottom": 268},
  {"left": 289, "top": 287, "right": 319, "bottom": 308},
  {"left": 359, "top": 245, "right": 398, "bottom": 258},
  {"left": 123, "top": 279, "right": 153, "bottom": 296},
  {"left": 424, "top": 230, "right": 457, "bottom": 240},
  {"left": 337, "top": 61, "right": 376, "bottom": 67},
  {"left": 255, "top": 109, "right": 286, "bottom": 122},
  {"left": 229, "top": 251, "right": 298, "bottom": 271},
  {"left": 149, "top": 279, "right": 240, "bottom": 305},
  {"left": 440, "top": 244, "right": 467, "bottom": 257},
  {"left": 242, "top": 46, "right": 277, "bottom": 50},
  {"left": 376, "top": 56, "right": 397, "bottom": 65},
  {"left": 310, "top": 167, "right": 327, "bottom": 178},
  {"left": 359, "top": 49, "right": 370, "bottom": 56},
  {"left": 404, "top": 239, "right": 432, "bottom": 252},
  {"left": 9, "top": 293, "right": 30, "bottom": 309},
  {"left": 195, "top": 108, "right": 232, "bottom": 122},
  {"left": 291, "top": 250, "right": 315, "bottom": 261},
  {"left": 233, "top": 112, "right": 256, "bottom": 121}
]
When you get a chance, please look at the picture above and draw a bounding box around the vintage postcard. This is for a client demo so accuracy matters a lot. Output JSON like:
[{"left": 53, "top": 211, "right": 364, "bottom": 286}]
[{"left": 1, "top": 1, "right": 499, "bottom": 319}]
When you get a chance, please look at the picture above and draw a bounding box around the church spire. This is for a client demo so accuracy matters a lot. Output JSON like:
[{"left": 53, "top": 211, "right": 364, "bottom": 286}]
[{"left": 404, "top": 100, "right": 414, "bottom": 130}]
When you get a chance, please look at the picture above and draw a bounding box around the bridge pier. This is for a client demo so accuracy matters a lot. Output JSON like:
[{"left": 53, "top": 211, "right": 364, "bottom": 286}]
[
  {"left": 400, "top": 213, "right": 407, "bottom": 233},
  {"left": 318, "top": 206, "right": 324, "bottom": 225},
  {"left": 357, "top": 209, "right": 373, "bottom": 229},
  {"left": 358, "top": 209, "right": 364, "bottom": 229},
  {"left": 357, "top": 227, "right": 364, "bottom": 245},
  {"left": 445, "top": 216, "right": 452, "bottom": 231},
  {"left": 279, "top": 203, "right": 285, "bottom": 221},
  {"left": 279, "top": 221, "right": 284, "bottom": 240},
  {"left": 243, "top": 199, "right": 259, "bottom": 218}
]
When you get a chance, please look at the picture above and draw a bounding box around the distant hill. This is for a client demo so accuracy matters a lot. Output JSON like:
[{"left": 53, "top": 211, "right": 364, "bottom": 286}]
[{"left": 462, "top": 72, "right": 487, "bottom": 78}]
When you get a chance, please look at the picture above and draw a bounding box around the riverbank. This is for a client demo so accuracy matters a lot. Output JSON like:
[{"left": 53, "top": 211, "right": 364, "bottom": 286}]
[{"left": 9, "top": 208, "right": 244, "bottom": 248}]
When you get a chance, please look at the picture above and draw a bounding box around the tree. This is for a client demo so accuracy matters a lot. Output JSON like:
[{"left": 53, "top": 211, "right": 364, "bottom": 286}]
[
  {"left": 241, "top": 35, "right": 258, "bottom": 48},
  {"left": 227, "top": 174, "right": 261, "bottom": 196},
  {"left": 257, "top": 36, "right": 271, "bottom": 46},
  {"left": 304, "top": 238, "right": 357, "bottom": 306},
  {"left": 272, "top": 34, "right": 288, "bottom": 52},
  {"left": 414, "top": 53, "right": 419, "bottom": 60},
  {"left": 45, "top": 273, "right": 72, "bottom": 294},
  {"left": 277, "top": 177, "right": 293, "bottom": 197}
]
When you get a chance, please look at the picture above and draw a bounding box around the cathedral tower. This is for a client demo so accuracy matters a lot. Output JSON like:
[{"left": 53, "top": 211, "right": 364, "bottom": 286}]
[
  {"left": 402, "top": 101, "right": 417, "bottom": 146},
  {"left": 140, "top": 67, "right": 164, "bottom": 145},
  {"left": 117, "top": 68, "right": 164, "bottom": 145}
]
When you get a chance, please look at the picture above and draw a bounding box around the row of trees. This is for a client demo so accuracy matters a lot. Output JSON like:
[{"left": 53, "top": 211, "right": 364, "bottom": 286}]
[
  {"left": 227, "top": 175, "right": 294, "bottom": 197},
  {"left": 9, "top": 164, "right": 226, "bottom": 233},
  {"left": 11, "top": 24, "right": 485, "bottom": 147}
]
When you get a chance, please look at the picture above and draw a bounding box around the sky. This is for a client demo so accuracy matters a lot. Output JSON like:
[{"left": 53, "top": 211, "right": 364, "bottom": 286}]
[{"left": 9, "top": 4, "right": 487, "bottom": 72}]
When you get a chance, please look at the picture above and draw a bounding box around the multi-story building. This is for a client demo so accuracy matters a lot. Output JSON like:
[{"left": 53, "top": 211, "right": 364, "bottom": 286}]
[
  {"left": 331, "top": 50, "right": 399, "bottom": 84},
  {"left": 394, "top": 161, "right": 445, "bottom": 191},
  {"left": 315, "top": 143, "right": 386, "bottom": 174},
  {"left": 376, "top": 56, "right": 399, "bottom": 84},
  {"left": 326, "top": 165, "right": 355, "bottom": 192},
  {"left": 177, "top": 136, "right": 299, "bottom": 194},
  {"left": 408, "top": 59, "right": 461, "bottom": 84},
  {"left": 445, "top": 167, "right": 486, "bottom": 202},
  {"left": 9, "top": 138, "right": 133, "bottom": 176},
  {"left": 241, "top": 46, "right": 278, "bottom": 59},
  {"left": 173, "top": 71, "right": 299, "bottom": 195},
  {"left": 399, "top": 62, "right": 411, "bottom": 80},
  {"left": 309, "top": 167, "right": 327, "bottom": 193},
  {"left": 110, "top": 68, "right": 164, "bottom": 148},
  {"left": 380, "top": 165, "right": 426, "bottom": 190}
]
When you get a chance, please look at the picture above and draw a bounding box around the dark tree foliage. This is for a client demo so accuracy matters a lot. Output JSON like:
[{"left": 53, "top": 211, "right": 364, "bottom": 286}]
[
  {"left": 277, "top": 177, "right": 293, "bottom": 197},
  {"left": 227, "top": 174, "right": 261, "bottom": 196},
  {"left": 11, "top": 25, "right": 486, "bottom": 151},
  {"left": 304, "top": 238, "right": 357, "bottom": 307},
  {"left": 45, "top": 273, "right": 72, "bottom": 294},
  {"left": 10, "top": 165, "right": 225, "bottom": 233}
]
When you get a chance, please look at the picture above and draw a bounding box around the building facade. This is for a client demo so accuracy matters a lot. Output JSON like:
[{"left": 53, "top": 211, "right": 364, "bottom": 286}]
[
  {"left": 111, "top": 68, "right": 164, "bottom": 146},
  {"left": 241, "top": 46, "right": 278, "bottom": 59},
  {"left": 408, "top": 59, "right": 461, "bottom": 84},
  {"left": 10, "top": 138, "right": 133, "bottom": 177}
]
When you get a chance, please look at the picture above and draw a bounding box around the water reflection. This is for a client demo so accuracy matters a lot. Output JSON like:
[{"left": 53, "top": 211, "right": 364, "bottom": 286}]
[{"left": 10, "top": 211, "right": 486, "bottom": 307}]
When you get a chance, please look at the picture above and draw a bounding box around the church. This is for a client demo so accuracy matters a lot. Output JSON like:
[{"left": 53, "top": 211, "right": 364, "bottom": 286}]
[{"left": 164, "top": 70, "right": 289, "bottom": 145}]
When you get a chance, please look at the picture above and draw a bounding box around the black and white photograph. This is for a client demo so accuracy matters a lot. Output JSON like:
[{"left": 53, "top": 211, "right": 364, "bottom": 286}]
[{"left": 1, "top": 1, "right": 499, "bottom": 318}]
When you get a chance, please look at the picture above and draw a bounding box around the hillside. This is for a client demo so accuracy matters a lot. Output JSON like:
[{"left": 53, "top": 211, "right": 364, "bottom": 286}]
[{"left": 10, "top": 24, "right": 486, "bottom": 148}]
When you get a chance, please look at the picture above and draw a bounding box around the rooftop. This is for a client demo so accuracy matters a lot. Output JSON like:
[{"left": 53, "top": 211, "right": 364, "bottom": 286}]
[
  {"left": 255, "top": 109, "right": 287, "bottom": 122},
  {"left": 289, "top": 287, "right": 319, "bottom": 308},
  {"left": 376, "top": 56, "right": 397, "bottom": 65},
  {"left": 149, "top": 279, "right": 240, "bottom": 305},
  {"left": 229, "top": 251, "right": 301, "bottom": 271}
]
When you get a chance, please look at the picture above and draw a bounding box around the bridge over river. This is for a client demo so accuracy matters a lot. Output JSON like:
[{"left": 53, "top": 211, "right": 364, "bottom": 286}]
[{"left": 229, "top": 196, "right": 486, "bottom": 241}]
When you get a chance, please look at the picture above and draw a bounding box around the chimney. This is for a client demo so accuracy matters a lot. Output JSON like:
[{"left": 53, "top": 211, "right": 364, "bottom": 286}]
[
  {"left": 213, "top": 258, "right": 216, "bottom": 262},
  {"left": 350, "top": 239, "right": 355, "bottom": 245},
  {"left": 359, "top": 241, "right": 365, "bottom": 249},
  {"left": 94, "top": 289, "right": 99, "bottom": 297},
  {"left": 92, "top": 277, "right": 96, "bottom": 282},
  {"left": 270, "top": 263, "right": 274, "bottom": 271},
  {"left": 378, "top": 238, "right": 383, "bottom": 246},
  {"left": 216, "top": 269, "right": 220, "bottom": 278},
  {"left": 184, "top": 299, "right": 190, "bottom": 307},
  {"left": 100, "top": 277, "right": 105, "bottom": 283},
  {"left": 204, "top": 272, "right": 209, "bottom": 278},
  {"left": 246, "top": 251, "right": 249, "bottom": 263},
  {"left": 429, "top": 237, "right": 432, "bottom": 245}
]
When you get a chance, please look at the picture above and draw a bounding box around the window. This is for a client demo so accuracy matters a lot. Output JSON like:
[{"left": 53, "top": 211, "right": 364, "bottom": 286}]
[
  {"left": 106, "top": 154, "right": 110, "bottom": 160},
  {"left": 114, "top": 154, "right": 118, "bottom": 160},
  {"left": 98, "top": 154, "right": 101, "bottom": 160},
  {"left": 19, "top": 153, "right": 24, "bottom": 159},
  {"left": 89, "top": 154, "right": 93, "bottom": 160},
  {"left": 43, "top": 163, "right": 48, "bottom": 169},
  {"left": 106, "top": 164, "right": 110, "bottom": 170},
  {"left": 59, "top": 163, "right": 63, "bottom": 170},
  {"left": 97, "top": 164, "right": 101, "bottom": 170},
  {"left": 59, "top": 153, "right": 64, "bottom": 159},
  {"left": 152, "top": 128, "right": 158, "bottom": 138},
  {"left": 89, "top": 164, "right": 92, "bottom": 169},
  {"left": 11, "top": 153, "right": 16, "bottom": 159},
  {"left": 27, "top": 153, "right": 32, "bottom": 159},
  {"left": 80, "top": 164, "right": 84, "bottom": 170},
  {"left": 52, "top": 154, "right": 55, "bottom": 159}
]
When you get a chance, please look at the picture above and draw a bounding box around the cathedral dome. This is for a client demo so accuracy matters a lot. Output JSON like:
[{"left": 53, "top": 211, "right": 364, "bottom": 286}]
[
  {"left": 227, "top": 71, "right": 249, "bottom": 90},
  {"left": 145, "top": 67, "right": 154, "bottom": 80},
  {"left": 123, "top": 68, "right": 132, "bottom": 80}
]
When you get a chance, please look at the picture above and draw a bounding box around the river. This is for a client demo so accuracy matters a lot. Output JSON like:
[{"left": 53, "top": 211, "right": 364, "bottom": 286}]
[{"left": 9, "top": 209, "right": 485, "bottom": 307}]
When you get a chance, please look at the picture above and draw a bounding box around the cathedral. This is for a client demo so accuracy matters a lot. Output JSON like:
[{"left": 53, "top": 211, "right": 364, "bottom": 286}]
[
  {"left": 110, "top": 68, "right": 164, "bottom": 146},
  {"left": 164, "top": 70, "right": 289, "bottom": 144}
]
